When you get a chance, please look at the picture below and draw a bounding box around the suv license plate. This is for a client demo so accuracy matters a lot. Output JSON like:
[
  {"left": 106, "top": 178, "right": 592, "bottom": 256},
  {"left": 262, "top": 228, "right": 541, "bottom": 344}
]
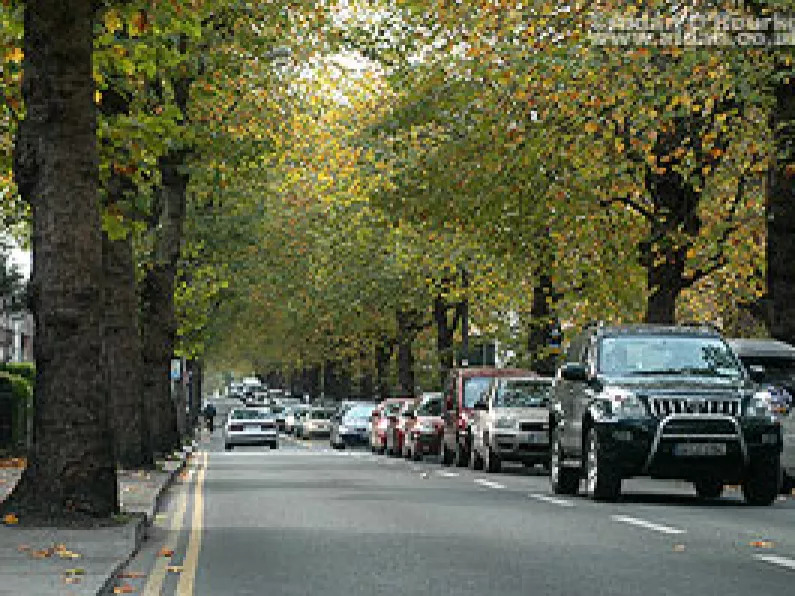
[
  {"left": 526, "top": 431, "right": 548, "bottom": 444},
  {"left": 674, "top": 443, "right": 726, "bottom": 457}
]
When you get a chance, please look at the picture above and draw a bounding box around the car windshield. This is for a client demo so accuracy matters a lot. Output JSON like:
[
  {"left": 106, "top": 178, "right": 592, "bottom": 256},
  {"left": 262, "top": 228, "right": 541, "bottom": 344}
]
[
  {"left": 599, "top": 335, "right": 743, "bottom": 378},
  {"left": 417, "top": 397, "right": 442, "bottom": 416},
  {"left": 230, "top": 410, "right": 268, "bottom": 420},
  {"left": 494, "top": 380, "right": 552, "bottom": 407},
  {"left": 345, "top": 405, "right": 375, "bottom": 420},
  {"left": 311, "top": 410, "right": 332, "bottom": 420},
  {"left": 464, "top": 377, "right": 493, "bottom": 408}
]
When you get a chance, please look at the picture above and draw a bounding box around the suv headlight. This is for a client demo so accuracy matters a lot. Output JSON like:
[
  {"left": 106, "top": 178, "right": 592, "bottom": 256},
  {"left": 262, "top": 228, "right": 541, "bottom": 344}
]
[
  {"left": 745, "top": 391, "right": 774, "bottom": 418},
  {"left": 603, "top": 389, "right": 647, "bottom": 418},
  {"left": 494, "top": 417, "right": 517, "bottom": 429}
]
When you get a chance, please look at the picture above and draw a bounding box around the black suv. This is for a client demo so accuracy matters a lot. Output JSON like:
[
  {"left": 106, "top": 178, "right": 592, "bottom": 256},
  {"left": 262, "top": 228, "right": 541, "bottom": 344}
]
[{"left": 549, "top": 324, "right": 783, "bottom": 505}]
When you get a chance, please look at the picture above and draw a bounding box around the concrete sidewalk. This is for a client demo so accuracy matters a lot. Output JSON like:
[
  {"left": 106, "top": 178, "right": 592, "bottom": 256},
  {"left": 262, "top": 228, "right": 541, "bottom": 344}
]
[{"left": 0, "top": 448, "right": 191, "bottom": 595}]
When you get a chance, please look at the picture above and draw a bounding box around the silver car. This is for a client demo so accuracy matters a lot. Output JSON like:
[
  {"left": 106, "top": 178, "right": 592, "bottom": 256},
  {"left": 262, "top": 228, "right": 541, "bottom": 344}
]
[
  {"left": 297, "top": 408, "right": 335, "bottom": 439},
  {"left": 469, "top": 376, "right": 554, "bottom": 473},
  {"left": 224, "top": 408, "right": 279, "bottom": 450},
  {"left": 728, "top": 338, "right": 795, "bottom": 491}
]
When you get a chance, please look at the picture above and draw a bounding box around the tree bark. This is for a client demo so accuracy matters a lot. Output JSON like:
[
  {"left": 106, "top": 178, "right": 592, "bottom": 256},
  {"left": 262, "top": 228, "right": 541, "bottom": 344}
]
[
  {"left": 375, "top": 339, "right": 393, "bottom": 400},
  {"left": 359, "top": 350, "right": 374, "bottom": 399},
  {"left": 434, "top": 294, "right": 456, "bottom": 389},
  {"left": 527, "top": 272, "right": 558, "bottom": 375},
  {"left": 103, "top": 232, "right": 150, "bottom": 469},
  {"left": 766, "top": 71, "right": 795, "bottom": 343},
  {"left": 2, "top": 1, "right": 118, "bottom": 521}
]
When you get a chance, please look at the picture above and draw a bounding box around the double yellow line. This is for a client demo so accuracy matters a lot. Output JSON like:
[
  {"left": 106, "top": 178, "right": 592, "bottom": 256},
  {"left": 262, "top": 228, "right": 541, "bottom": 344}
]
[{"left": 142, "top": 451, "right": 208, "bottom": 596}]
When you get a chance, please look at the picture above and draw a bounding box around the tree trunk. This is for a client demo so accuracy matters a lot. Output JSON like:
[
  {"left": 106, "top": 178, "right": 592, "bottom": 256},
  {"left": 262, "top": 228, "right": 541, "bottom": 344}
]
[
  {"left": 103, "top": 232, "right": 150, "bottom": 469},
  {"left": 396, "top": 310, "right": 415, "bottom": 395},
  {"left": 766, "top": 71, "right": 795, "bottom": 343},
  {"left": 375, "top": 339, "right": 392, "bottom": 400},
  {"left": 527, "top": 273, "right": 557, "bottom": 375},
  {"left": 434, "top": 294, "right": 456, "bottom": 389},
  {"left": 140, "top": 150, "right": 188, "bottom": 455},
  {"left": 306, "top": 365, "right": 321, "bottom": 400},
  {"left": 359, "top": 350, "right": 374, "bottom": 399},
  {"left": 2, "top": 1, "right": 118, "bottom": 521}
]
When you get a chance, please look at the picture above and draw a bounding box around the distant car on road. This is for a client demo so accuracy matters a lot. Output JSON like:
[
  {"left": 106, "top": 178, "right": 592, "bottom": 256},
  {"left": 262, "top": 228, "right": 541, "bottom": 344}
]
[
  {"left": 224, "top": 408, "right": 279, "bottom": 451},
  {"left": 728, "top": 337, "right": 795, "bottom": 491},
  {"left": 285, "top": 405, "right": 309, "bottom": 434},
  {"left": 296, "top": 408, "right": 335, "bottom": 439},
  {"left": 330, "top": 403, "right": 376, "bottom": 449},
  {"left": 370, "top": 397, "right": 414, "bottom": 455},
  {"left": 402, "top": 393, "right": 443, "bottom": 461},
  {"left": 469, "top": 376, "right": 554, "bottom": 473}
]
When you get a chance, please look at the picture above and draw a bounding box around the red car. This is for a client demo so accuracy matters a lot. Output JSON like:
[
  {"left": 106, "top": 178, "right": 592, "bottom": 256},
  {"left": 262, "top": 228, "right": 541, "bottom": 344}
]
[
  {"left": 402, "top": 392, "right": 443, "bottom": 461},
  {"left": 370, "top": 397, "right": 413, "bottom": 454},
  {"left": 386, "top": 398, "right": 420, "bottom": 457},
  {"left": 440, "top": 367, "right": 534, "bottom": 467}
]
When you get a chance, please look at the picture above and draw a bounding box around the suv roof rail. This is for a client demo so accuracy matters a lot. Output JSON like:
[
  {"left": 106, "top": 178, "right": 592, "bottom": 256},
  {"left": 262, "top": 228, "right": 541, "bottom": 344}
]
[
  {"left": 677, "top": 320, "right": 723, "bottom": 333},
  {"left": 583, "top": 320, "right": 605, "bottom": 330}
]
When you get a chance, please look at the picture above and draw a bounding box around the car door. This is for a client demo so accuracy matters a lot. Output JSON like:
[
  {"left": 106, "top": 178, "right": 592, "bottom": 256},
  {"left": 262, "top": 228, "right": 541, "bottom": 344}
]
[
  {"left": 442, "top": 374, "right": 457, "bottom": 451},
  {"left": 570, "top": 334, "right": 598, "bottom": 458}
]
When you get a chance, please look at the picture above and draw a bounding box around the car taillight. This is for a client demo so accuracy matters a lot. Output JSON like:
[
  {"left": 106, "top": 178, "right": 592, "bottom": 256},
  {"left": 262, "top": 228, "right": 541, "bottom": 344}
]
[
  {"left": 457, "top": 416, "right": 467, "bottom": 430},
  {"left": 230, "top": 424, "right": 243, "bottom": 431}
]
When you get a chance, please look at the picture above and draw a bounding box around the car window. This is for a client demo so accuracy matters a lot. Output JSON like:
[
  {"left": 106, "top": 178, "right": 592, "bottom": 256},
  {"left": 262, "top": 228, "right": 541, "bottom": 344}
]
[
  {"left": 417, "top": 397, "right": 441, "bottom": 416},
  {"left": 230, "top": 410, "right": 268, "bottom": 420},
  {"left": 494, "top": 380, "right": 552, "bottom": 408},
  {"left": 345, "top": 405, "right": 375, "bottom": 420},
  {"left": 311, "top": 410, "right": 332, "bottom": 419}
]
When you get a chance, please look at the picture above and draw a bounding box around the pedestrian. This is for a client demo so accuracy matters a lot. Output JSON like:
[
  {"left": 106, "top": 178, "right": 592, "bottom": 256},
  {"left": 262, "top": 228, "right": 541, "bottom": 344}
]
[{"left": 203, "top": 402, "right": 217, "bottom": 433}]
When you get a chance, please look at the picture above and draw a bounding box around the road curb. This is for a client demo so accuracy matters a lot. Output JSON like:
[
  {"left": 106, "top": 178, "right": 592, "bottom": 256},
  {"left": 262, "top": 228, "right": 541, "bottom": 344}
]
[{"left": 96, "top": 449, "right": 191, "bottom": 596}]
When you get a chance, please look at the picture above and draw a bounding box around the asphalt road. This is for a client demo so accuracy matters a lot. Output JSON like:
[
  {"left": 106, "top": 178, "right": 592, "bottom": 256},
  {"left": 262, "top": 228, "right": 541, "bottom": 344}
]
[{"left": 110, "top": 398, "right": 795, "bottom": 596}]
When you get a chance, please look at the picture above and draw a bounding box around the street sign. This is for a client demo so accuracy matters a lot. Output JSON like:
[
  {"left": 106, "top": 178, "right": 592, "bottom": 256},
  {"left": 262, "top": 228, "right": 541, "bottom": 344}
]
[{"left": 170, "top": 358, "right": 182, "bottom": 381}]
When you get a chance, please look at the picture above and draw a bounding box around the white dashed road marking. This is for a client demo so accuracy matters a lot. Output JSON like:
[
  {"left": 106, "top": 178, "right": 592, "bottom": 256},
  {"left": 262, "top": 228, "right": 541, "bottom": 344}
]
[
  {"left": 528, "top": 493, "right": 574, "bottom": 507},
  {"left": 611, "top": 515, "right": 686, "bottom": 535},
  {"left": 436, "top": 471, "right": 460, "bottom": 478},
  {"left": 753, "top": 554, "right": 795, "bottom": 571},
  {"left": 474, "top": 479, "right": 506, "bottom": 490}
]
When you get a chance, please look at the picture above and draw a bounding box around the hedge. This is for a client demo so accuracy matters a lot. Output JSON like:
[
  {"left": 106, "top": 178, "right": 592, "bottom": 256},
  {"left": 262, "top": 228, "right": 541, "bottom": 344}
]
[
  {"left": 0, "top": 362, "right": 35, "bottom": 383},
  {"left": 0, "top": 370, "right": 33, "bottom": 455}
]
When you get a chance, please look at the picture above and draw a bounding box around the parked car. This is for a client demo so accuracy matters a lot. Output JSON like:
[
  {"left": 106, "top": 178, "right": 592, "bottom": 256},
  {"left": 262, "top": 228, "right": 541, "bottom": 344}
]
[
  {"left": 285, "top": 405, "right": 310, "bottom": 434},
  {"left": 330, "top": 403, "right": 376, "bottom": 449},
  {"left": 386, "top": 398, "right": 420, "bottom": 457},
  {"left": 728, "top": 337, "right": 795, "bottom": 491},
  {"left": 269, "top": 404, "right": 287, "bottom": 432},
  {"left": 549, "top": 324, "right": 783, "bottom": 505},
  {"left": 224, "top": 408, "right": 279, "bottom": 450},
  {"left": 402, "top": 392, "right": 443, "bottom": 461},
  {"left": 370, "top": 398, "right": 414, "bottom": 454},
  {"left": 469, "top": 376, "right": 554, "bottom": 473},
  {"left": 440, "top": 367, "right": 534, "bottom": 467},
  {"left": 296, "top": 407, "right": 335, "bottom": 439}
]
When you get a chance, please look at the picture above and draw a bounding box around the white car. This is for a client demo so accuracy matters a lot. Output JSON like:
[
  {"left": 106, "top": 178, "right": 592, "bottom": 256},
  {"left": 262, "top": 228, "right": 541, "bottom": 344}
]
[
  {"left": 224, "top": 408, "right": 279, "bottom": 450},
  {"left": 296, "top": 408, "right": 335, "bottom": 439}
]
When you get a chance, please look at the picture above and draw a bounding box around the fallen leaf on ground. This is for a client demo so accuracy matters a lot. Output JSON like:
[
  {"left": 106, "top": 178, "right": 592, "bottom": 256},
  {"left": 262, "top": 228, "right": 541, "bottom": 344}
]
[
  {"left": 31, "top": 549, "right": 53, "bottom": 559},
  {"left": 157, "top": 547, "right": 174, "bottom": 558},
  {"left": 113, "top": 584, "right": 135, "bottom": 594},
  {"left": 64, "top": 568, "right": 85, "bottom": 576},
  {"left": 750, "top": 540, "right": 775, "bottom": 548},
  {"left": 2, "top": 513, "right": 19, "bottom": 525},
  {"left": 17, "top": 545, "right": 30, "bottom": 552},
  {"left": 166, "top": 565, "right": 183, "bottom": 573},
  {"left": 63, "top": 576, "right": 81, "bottom": 584},
  {"left": 117, "top": 571, "right": 146, "bottom": 579},
  {"left": 673, "top": 544, "right": 686, "bottom": 552}
]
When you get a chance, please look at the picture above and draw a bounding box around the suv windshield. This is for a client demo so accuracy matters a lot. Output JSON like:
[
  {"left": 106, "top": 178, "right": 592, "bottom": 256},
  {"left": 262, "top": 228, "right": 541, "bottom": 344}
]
[
  {"left": 463, "top": 378, "right": 492, "bottom": 408},
  {"left": 311, "top": 410, "right": 333, "bottom": 420},
  {"left": 231, "top": 409, "right": 268, "bottom": 420},
  {"left": 599, "top": 335, "right": 743, "bottom": 378},
  {"left": 417, "top": 397, "right": 442, "bottom": 416},
  {"left": 494, "top": 380, "right": 551, "bottom": 408},
  {"left": 344, "top": 405, "right": 375, "bottom": 420}
]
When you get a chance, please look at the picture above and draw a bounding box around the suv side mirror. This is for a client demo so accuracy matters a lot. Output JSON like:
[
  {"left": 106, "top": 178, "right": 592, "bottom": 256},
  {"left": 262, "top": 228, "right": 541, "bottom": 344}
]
[{"left": 560, "top": 362, "right": 590, "bottom": 382}]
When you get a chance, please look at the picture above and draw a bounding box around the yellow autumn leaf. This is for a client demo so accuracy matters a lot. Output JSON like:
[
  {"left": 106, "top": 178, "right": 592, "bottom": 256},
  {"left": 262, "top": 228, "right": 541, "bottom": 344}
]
[
  {"left": 104, "top": 10, "right": 123, "bottom": 34},
  {"left": 5, "top": 48, "right": 23, "bottom": 64},
  {"left": 584, "top": 121, "right": 598, "bottom": 134}
]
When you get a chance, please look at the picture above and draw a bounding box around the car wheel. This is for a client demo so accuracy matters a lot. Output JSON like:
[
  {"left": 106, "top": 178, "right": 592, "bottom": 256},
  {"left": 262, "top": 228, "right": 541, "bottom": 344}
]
[
  {"left": 412, "top": 448, "right": 423, "bottom": 462},
  {"left": 484, "top": 445, "right": 501, "bottom": 473},
  {"left": 440, "top": 441, "right": 454, "bottom": 466},
  {"left": 454, "top": 442, "right": 469, "bottom": 468},
  {"left": 224, "top": 443, "right": 233, "bottom": 451},
  {"left": 694, "top": 478, "right": 724, "bottom": 500},
  {"left": 469, "top": 446, "right": 484, "bottom": 471},
  {"left": 550, "top": 435, "right": 579, "bottom": 495},
  {"left": 743, "top": 458, "right": 782, "bottom": 506},
  {"left": 584, "top": 428, "right": 621, "bottom": 502},
  {"left": 781, "top": 471, "right": 794, "bottom": 494},
  {"left": 271, "top": 442, "right": 279, "bottom": 450}
]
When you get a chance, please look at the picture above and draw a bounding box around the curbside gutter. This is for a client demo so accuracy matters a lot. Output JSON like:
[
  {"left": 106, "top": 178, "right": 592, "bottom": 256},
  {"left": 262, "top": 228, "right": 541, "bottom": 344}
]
[{"left": 96, "top": 442, "right": 195, "bottom": 596}]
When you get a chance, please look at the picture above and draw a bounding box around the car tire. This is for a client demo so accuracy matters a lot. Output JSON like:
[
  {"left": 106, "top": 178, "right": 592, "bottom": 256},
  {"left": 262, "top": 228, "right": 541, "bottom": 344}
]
[
  {"left": 440, "top": 441, "right": 454, "bottom": 466},
  {"left": 742, "top": 458, "right": 782, "bottom": 506},
  {"left": 470, "top": 447, "right": 484, "bottom": 471},
  {"left": 270, "top": 442, "right": 279, "bottom": 450},
  {"left": 694, "top": 478, "right": 723, "bottom": 500},
  {"left": 584, "top": 428, "right": 621, "bottom": 502},
  {"left": 781, "top": 471, "right": 794, "bottom": 494},
  {"left": 484, "top": 445, "right": 501, "bottom": 473},
  {"left": 412, "top": 449, "right": 423, "bottom": 462},
  {"left": 455, "top": 440, "right": 470, "bottom": 468},
  {"left": 224, "top": 443, "right": 233, "bottom": 451}
]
